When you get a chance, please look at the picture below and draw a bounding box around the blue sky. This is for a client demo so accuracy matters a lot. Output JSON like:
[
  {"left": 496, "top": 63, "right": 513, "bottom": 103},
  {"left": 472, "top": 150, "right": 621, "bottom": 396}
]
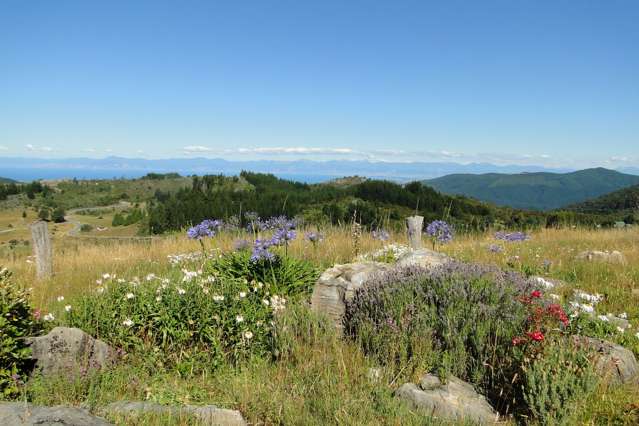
[{"left": 1, "top": 1, "right": 638, "bottom": 168}]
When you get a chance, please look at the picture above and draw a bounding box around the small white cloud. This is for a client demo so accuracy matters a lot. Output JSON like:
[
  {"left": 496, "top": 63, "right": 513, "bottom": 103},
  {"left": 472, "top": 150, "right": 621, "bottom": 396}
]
[
  {"left": 183, "top": 145, "right": 215, "bottom": 153},
  {"left": 82, "top": 148, "right": 97, "bottom": 153},
  {"left": 0, "top": 145, "right": 8, "bottom": 151},
  {"left": 26, "top": 144, "right": 53, "bottom": 152}
]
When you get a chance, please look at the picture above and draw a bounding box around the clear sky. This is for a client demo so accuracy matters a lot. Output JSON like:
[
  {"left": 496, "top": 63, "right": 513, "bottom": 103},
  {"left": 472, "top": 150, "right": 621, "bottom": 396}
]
[{"left": 1, "top": 1, "right": 638, "bottom": 168}]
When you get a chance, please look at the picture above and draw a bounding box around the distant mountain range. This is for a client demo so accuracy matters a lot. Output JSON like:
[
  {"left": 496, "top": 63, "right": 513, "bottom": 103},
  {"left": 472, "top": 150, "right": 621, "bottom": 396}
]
[
  {"left": 424, "top": 168, "right": 639, "bottom": 211},
  {"left": 0, "top": 156, "right": 574, "bottom": 182}
]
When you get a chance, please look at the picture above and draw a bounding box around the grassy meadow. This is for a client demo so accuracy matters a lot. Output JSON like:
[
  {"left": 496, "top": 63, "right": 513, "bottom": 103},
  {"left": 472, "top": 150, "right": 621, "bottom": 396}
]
[{"left": 2, "top": 221, "right": 639, "bottom": 424}]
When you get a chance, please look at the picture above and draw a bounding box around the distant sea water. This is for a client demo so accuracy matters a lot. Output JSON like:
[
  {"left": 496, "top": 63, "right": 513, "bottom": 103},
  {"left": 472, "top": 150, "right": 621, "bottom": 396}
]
[{"left": 1, "top": 168, "right": 339, "bottom": 184}]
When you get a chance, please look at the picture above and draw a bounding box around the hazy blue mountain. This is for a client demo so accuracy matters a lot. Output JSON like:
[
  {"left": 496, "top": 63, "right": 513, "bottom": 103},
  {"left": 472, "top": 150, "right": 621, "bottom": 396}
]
[
  {"left": 0, "top": 156, "right": 571, "bottom": 182},
  {"left": 424, "top": 168, "right": 639, "bottom": 210}
]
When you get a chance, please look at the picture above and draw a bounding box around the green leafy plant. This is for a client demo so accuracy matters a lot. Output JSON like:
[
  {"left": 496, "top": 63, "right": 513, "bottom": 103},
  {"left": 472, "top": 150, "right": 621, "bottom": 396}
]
[
  {"left": 0, "top": 267, "right": 42, "bottom": 397},
  {"left": 521, "top": 337, "right": 598, "bottom": 424},
  {"left": 206, "top": 250, "right": 318, "bottom": 299},
  {"left": 65, "top": 270, "right": 287, "bottom": 375}
]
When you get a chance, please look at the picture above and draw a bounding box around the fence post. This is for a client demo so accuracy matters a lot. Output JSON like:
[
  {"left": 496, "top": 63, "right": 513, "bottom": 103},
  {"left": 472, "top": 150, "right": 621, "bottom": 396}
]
[
  {"left": 406, "top": 215, "right": 424, "bottom": 250},
  {"left": 30, "top": 220, "right": 53, "bottom": 279}
]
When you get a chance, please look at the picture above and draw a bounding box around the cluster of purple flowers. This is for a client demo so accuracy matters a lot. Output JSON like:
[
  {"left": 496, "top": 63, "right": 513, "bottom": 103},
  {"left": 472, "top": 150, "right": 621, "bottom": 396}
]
[
  {"left": 372, "top": 229, "right": 390, "bottom": 241},
  {"left": 425, "top": 220, "right": 454, "bottom": 244},
  {"left": 244, "top": 212, "right": 298, "bottom": 233},
  {"left": 249, "top": 215, "right": 298, "bottom": 262},
  {"left": 495, "top": 231, "right": 530, "bottom": 242},
  {"left": 187, "top": 219, "right": 223, "bottom": 240},
  {"left": 250, "top": 238, "right": 276, "bottom": 262}
]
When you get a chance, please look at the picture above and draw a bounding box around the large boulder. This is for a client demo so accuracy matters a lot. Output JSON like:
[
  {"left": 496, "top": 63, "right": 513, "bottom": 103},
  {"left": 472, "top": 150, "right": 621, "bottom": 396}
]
[
  {"left": 576, "top": 250, "right": 626, "bottom": 264},
  {"left": 573, "top": 336, "right": 639, "bottom": 385},
  {"left": 311, "top": 261, "right": 392, "bottom": 331},
  {"left": 0, "top": 402, "right": 112, "bottom": 426},
  {"left": 104, "top": 401, "right": 246, "bottom": 425},
  {"left": 395, "top": 374, "right": 498, "bottom": 424},
  {"left": 26, "top": 327, "right": 117, "bottom": 377}
]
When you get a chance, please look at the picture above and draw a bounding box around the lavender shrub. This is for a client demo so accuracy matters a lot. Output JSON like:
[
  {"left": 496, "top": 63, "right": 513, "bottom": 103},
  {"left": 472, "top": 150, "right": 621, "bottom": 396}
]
[{"left": 344, "top": 261, "right": 539, "bottom": 407}]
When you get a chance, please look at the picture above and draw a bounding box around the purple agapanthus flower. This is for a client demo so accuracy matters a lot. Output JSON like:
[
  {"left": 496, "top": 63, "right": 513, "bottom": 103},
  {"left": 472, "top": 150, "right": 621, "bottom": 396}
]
[
  {"left": 372, "top": 229, "right": 390, "bottom": 241},
  {"left": 187, "top": 219, "right": 222, "bottom": 240},
  {"left": 425, "top": 220, "right": 454, "bottom": 244},
  {"left": 266, "top": 215, "right": 297, "bottom": 231},
  {"left": 495, "top": 231, "right": 530, "bottom": 242},
  {"left": 250, "top": 238, "right": 276, "bottom": 262},
  {"left": 271, "top": 228, "right": 297, "bottom": 246}
]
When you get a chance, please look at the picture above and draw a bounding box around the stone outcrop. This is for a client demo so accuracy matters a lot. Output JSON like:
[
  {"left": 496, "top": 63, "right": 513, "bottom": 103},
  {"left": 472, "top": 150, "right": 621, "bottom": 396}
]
[
  {"left": 573, "top": 336, "right": 639, "bottom": 385},
  {"left": 311, "top": 261, "right": 392, "bottom": 331},
  {"left": 104, "top": 401, "right": 246, "bottom": 425},
  {"left": 395, "top": 374, "right": 498, "bottom": 424},
  {"left": 576, "top": 250, "right": 626, "bottom": 264},
  {"left": 26, "top": 327, "right": 117, "bottom": 377},
  {"left": 0, "top": 402, "right": 112, "bottom": 426},
  {"left": 311, "top": 249, "right": 451, "bottom": 330}
]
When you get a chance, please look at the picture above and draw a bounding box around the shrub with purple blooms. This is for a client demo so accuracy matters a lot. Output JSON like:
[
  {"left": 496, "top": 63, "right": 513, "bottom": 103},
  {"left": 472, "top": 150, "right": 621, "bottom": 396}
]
[
  {"left": 425, "top": 220, "right": 454, "bottom": 248},
  {"left": 345, "top": 261, "right": 539, "bottom": 406}
]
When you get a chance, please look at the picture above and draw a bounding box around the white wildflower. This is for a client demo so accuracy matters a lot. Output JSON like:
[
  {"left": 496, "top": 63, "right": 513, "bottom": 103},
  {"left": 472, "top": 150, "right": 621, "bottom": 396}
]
[
  {"left": 56, "top": 295, "right": 64, "bottom": 302},
  {"left": 239, "top": 292, "right": 247, "bottom": 298},
  {"left": 43, "top": 313, "right": 55, "bottom": 321},
  {"left": 125, "top": 292, "right": 135, "bottom": 300},
  {"left": 619, "top": 312, "right": 628, "bottom": 319},
  {"left": 213, "top": 295, "right": 225, "bottom": 302},
  {"left": 177, "top": 287, "right": 186, "bottom": 295},
  {"left": 597, "top": 315, "right": 609, "bottom": 322},
  {"left": 64, "top": 305, "right": 72, "bottom": 312},
  {"left": 236, "top": 315, "right": 244, "bottom": 323},
  {"left": 617, "top": 326, "right": 625, "bottom": 333},
  {"left": 243, "top": 331, "right": 253, "bottom": 339},
  {"left": 122, "top": 318, "right": 134, "bottom": 327}
]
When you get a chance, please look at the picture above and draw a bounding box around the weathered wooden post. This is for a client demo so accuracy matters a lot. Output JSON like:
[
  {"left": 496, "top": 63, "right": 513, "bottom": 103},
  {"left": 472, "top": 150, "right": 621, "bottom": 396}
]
[
  {"left": 30, "top": 220, "right": 52, "bottom": 279},
  {"left": 406, "top": 215, "right": 424, "bottom": 250}
]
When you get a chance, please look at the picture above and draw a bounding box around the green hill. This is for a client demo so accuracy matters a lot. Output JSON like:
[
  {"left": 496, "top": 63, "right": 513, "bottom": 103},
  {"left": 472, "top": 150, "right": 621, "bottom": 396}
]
[
  {"left": 0, "top": 177, "right": 16, "bottom": 184},
  {"left": 424, "top": 168, "right": 639, "bottom": 211},
  {"left": 564, "top": 184, "right": 639, "bottom": 219}
]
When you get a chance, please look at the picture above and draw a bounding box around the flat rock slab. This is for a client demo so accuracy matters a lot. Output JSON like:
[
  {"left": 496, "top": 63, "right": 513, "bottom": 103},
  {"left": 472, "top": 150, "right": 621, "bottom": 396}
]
[
  {"left": 573, "top": 336, "right": 639, "bottom": 385},
  {"left": 104, "top": 401, "right": 247, "bottom": 426},
  {"left": 576, "top": 250, "right": 626, "bottom": 264},
  {"left": 26, "top": 327, "right": 117, "bottom": 377},
  {"left": 395, "top": 374, "right": 498, "bottom": 425},
  {"left": 0, "top": 402, "right": 112, "bottom": 426},
  {"left": 396, "top": 248, "right": 451, "bottom": 269}
]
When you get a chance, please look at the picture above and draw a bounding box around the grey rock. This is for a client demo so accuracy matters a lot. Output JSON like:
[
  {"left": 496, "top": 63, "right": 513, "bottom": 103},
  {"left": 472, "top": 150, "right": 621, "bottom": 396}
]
[
  {"left": 395, "top": 374, "right": 498, "bottom": 425},
  {"left": 396, "top": 248, "right": 451, "bottom": 269},
  {"left": 573, "top": 336, "right": 639, "bottom": 385},
  {"left": 26, "top": 327, "right": 117, "bottom": 377},
  {"left": 0, "top": 402, "right": 112, "bottom": 426},
  {"left": 576, "top": 250, "right": 626, "bottom": 264},
  {"left": 310, "top": 261, "right": 392, "bottom": 331},
  {"left": 104, "top": 401, "right": 246, "bottom": 425}
]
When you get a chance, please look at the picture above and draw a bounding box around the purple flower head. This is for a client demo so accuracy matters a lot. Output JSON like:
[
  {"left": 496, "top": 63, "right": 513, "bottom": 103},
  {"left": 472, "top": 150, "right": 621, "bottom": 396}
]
[
  {"left": 266, "top": 215, "right": 297, "bottom": 231},
  {"left": 187, "top": 219, "right": 220, "bottom": 240},
  {"left": 305, "top": 232, "right": 324, "bottom": 244},
  {"left": 271, "top": 228, "right": 297, "bottom": 246},
  {"left": 372, "top": 229, "right": 390, "bottom": 241},
  {"left": 425, "top": 220, "right": 454, "bottom": 244},
  {"left": 250, "top": 239, "right": 276, "bottom": 262},
  {"left": 495, "top": 231, "right": 530, "bottom": 242}
]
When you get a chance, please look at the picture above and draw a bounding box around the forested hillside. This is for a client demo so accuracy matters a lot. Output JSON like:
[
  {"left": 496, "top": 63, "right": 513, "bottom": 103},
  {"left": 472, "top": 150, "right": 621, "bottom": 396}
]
[
  {"left": 564, "top": 184, "right": 639, "bottom": 223},
  {"left": 424, "top": 168, "right": 639, "bottom": 210}
]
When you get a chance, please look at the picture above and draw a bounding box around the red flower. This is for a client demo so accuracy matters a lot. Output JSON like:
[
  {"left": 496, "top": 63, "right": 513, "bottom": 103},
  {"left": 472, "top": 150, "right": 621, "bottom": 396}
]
[
  {"left": 527, "top": 331, "right": 544, "bottom": 341},
  {"left": 531, "top": 290, "right": 542, "bottom": 298}
]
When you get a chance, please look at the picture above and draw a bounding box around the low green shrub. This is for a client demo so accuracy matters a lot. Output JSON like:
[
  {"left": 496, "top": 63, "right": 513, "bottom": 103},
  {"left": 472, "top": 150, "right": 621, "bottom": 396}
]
[
  {"left": 521, "top": 337, "right": 598, "bottom": 425},
  {"left": 65, "top": 269, "right": 287, "bottom": 375},
  {"left": 205, "top": 249, "right": 318, "bottom": 299},
  {"left": 0, "top": 267, "right": 42, "bottom": 397}
]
